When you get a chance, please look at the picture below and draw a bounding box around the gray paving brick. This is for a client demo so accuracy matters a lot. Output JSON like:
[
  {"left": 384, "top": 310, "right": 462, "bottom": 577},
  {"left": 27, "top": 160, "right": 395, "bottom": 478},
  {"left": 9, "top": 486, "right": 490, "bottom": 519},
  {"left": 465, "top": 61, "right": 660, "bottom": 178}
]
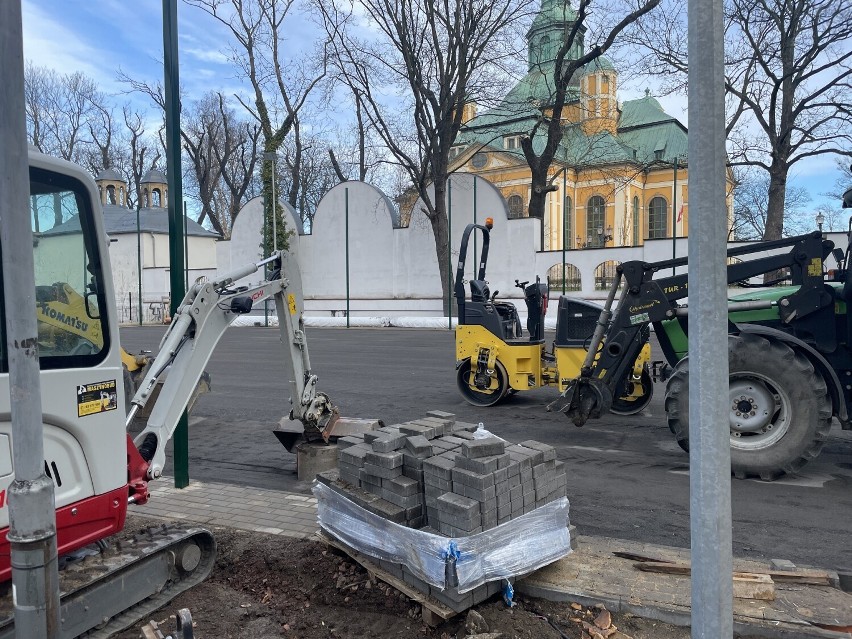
[
  {"left": 339, "top": 444, "right": 370, "bottom": 466},
  {"left": 451, "top": 466, "right": 494, "bottom": 490},
  {"left": 399, "top": 422, "right": 437, "bottom": 439},
  {"left": 425, "top": 475, "right": 452, "bottom": 493},
  {"left": 423, "top": 455, "right": 455, "bottom": 480},
  {"left": 461, "top": 437, "right": 505, "bottom": 458},
  {"left": 404, "top": 435, "right": 433, "bottom": 457},
  {"left": 365, "top": 450, "right": 404, "bottom": 469},
  {"left": 532, "top": 459, "right": 557, "bottom": 478},
  {"left": 437, "top": 492, "right": 480, "bottom": 517},
  {"left": 455, "top": 453, "right": 500, "bottom": 474},
  {"left": 362, "top": 462, "right": 403, "bottom": 480},
  {"left": 453, "top": 481, "right": 496, "bottom": 502},
  {"left": 402, "top": 465, "right": 424, "bottom": 481},
  {"left": 519, "top": 440, "right": 557, "bottom": 462},
  {"left": 381, "top": 488, "right": 422, "bottom": 509}
]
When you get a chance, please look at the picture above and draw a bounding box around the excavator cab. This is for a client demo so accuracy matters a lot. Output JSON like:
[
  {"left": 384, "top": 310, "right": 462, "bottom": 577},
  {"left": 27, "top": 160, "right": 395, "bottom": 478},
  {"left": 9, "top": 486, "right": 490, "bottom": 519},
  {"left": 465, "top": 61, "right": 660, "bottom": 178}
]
[{"left": 0, "top": 153, "right": 130, "bottom": 580}]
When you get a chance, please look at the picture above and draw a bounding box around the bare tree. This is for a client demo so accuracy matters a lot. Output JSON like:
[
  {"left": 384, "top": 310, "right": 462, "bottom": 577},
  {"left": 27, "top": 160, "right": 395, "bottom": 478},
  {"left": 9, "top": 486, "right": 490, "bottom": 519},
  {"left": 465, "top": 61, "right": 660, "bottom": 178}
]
[
  {"left": 320, "top": 0, "right": 528, "bottom": 311},
  {"left": 123, "top": 106, "right": 164, "bottom": 209},
  {"left": 24, "top": 64, "right": 110, "bottom": 166},
  {"left": 507, "top": 0, "right": 661, "bottom": 220},
  {"left": 732, "top": 168, "right": 811, "bottom": 240},
  {"left": 627, "top": 0, "right": 852, "bottom": 240},
  {"left": 182, "top": 92, "right": 261, "bottom": 237},
  {"left": 186, "top": 0, "right": 328, "bottom": 252},
  {"left": 275, "top": 116, "right": 340, "bottom": 231}
]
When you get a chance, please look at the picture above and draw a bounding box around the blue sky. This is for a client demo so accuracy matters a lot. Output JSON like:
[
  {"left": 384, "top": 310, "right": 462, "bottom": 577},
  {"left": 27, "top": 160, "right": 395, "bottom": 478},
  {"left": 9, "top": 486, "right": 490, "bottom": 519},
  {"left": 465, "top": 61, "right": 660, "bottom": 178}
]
[{"left": 20, "top": 0, "right": 846, "bottom": 219}]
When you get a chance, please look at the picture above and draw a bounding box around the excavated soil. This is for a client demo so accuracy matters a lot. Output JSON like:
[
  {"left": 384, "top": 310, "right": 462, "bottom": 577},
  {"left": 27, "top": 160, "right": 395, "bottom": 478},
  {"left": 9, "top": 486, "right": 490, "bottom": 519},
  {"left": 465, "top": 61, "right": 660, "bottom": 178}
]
[{"left": 112, "top": 517, "right": 733, "bottom": 639}]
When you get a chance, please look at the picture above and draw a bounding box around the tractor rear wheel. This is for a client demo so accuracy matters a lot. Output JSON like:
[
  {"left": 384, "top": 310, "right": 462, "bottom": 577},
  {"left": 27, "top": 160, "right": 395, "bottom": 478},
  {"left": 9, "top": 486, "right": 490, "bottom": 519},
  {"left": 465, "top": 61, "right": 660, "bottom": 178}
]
[
  {"left": 457, "top": 359, "right": 509, "bottom": 407},
  {"left": 664, "top": 333, "right": 832, "bottom": 480}
]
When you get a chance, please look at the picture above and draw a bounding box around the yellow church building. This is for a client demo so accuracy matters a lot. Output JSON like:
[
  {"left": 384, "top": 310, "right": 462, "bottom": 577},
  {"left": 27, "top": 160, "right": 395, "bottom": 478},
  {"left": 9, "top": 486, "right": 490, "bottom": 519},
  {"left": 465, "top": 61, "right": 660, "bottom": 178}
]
[{"left": 451, "top": 0, "right": 734, "bottom": 251}]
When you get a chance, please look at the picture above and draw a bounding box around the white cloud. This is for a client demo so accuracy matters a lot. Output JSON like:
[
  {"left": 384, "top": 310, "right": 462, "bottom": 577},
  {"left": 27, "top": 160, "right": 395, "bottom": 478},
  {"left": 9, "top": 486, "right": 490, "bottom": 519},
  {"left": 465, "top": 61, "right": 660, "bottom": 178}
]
[
  {"left": 183, "top": 47, "right": 230, "bottom": 65},
  {"left": 21, "top": 1, "right": 115, "bottom": 89}
]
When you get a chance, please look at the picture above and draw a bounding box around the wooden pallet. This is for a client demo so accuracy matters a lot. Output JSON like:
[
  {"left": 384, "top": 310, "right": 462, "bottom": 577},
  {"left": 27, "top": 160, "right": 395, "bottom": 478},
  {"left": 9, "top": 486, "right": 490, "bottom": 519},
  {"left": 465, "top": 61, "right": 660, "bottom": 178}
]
[{"left": 316, "top": 531, "right": 457, "bottom": 626}]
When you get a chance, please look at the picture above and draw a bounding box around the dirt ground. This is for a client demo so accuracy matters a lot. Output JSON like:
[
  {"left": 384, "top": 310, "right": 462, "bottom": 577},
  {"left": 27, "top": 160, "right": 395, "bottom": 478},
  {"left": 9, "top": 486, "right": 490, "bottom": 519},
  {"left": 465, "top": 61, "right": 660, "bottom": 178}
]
[{"left": 113, "top": 516, "right": 766, "bottom": 639}]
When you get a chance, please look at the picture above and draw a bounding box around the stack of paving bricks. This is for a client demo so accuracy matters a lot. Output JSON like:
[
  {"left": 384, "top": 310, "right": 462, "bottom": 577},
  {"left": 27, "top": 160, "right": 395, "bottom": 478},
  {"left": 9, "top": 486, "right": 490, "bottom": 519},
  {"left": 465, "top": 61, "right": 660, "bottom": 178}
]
[
  {"left": 423, "top": 437, "right": 567, "bottom": 536},
  {"left": 318, "top": 411, "right": 570, "bottom": 614}
]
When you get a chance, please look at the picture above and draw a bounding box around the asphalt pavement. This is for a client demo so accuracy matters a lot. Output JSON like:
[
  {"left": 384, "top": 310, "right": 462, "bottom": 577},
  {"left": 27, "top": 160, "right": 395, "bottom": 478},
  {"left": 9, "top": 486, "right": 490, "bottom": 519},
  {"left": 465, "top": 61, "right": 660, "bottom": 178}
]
[{"left": 120, "top": 325, "right": 852, "bottom": 574}]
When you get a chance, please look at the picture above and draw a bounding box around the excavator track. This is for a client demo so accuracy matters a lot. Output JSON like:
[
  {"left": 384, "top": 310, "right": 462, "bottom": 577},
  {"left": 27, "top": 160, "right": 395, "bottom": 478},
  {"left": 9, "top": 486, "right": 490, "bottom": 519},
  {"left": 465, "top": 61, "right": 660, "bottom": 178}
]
[{"left": 0, "top": 524, "right": 215, "bottom": 638}]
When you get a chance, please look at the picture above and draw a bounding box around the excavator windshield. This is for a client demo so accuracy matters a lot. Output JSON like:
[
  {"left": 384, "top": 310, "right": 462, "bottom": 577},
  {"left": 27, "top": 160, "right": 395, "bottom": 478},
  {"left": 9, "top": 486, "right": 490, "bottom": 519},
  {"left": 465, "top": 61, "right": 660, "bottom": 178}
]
[{"left": 0, "top": 166, "right": 110, "bottom": 370}]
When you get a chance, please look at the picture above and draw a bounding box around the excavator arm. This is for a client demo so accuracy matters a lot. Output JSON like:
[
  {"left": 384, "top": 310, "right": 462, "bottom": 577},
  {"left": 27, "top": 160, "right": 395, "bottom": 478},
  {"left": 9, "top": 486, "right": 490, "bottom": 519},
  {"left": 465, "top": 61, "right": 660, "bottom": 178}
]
[{"left": 129, "top": 248, "right": 336, "bottom": 482}]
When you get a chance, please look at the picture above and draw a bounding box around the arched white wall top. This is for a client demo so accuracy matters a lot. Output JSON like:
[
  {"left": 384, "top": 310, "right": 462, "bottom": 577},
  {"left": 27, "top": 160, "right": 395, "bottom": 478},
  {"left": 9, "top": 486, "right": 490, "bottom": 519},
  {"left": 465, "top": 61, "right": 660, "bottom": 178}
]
[{"left": 305, "top": 181, "right": 398, "bottom": 298}]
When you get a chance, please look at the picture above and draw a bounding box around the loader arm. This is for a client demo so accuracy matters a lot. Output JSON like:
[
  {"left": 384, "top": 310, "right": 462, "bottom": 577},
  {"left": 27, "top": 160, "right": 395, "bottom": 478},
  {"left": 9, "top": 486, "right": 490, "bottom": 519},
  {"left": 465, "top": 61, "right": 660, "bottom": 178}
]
[
  {"left": 129, "top": 249, "right": 334, "bottom": 482},
  {"left": 550, "top": 231, "right": 835, "bottom": 425}
]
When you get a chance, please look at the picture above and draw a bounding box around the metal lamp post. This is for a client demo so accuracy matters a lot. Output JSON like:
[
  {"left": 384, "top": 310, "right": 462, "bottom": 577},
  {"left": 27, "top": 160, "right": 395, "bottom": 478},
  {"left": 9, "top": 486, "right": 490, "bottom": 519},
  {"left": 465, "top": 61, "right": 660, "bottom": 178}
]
[{"left": 816, "top": 212, "right": 825, "bottom": 232}]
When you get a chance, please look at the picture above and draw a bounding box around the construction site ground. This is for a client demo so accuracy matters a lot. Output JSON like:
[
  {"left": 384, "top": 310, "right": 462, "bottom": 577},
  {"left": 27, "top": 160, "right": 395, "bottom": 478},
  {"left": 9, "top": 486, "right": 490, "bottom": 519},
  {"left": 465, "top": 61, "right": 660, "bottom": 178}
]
[{"left": 112, "top": 477, "right": 851, "bottom": 639}]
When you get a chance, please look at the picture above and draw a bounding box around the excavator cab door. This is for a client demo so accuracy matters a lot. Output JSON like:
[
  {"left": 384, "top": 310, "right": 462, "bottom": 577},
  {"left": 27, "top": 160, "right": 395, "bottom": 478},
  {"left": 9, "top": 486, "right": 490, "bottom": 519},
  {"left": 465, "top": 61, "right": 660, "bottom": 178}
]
[{"left": 0, "top": 152, "right": 127, "bottom": 573}]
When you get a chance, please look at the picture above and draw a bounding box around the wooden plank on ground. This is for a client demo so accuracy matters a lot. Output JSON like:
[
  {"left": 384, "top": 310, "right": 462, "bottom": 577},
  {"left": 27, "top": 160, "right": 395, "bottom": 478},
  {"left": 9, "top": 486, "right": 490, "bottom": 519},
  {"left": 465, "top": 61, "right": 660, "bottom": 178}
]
[{"left": 634, "top": 562, "right": 836, "bottom": 587}]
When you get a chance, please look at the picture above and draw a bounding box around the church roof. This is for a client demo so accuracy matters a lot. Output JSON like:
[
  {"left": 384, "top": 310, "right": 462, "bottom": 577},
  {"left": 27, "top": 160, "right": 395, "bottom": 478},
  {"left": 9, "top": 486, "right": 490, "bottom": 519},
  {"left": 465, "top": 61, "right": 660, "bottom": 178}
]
[
  {"left": 527, "top": 0, "right": 578, "bottom": 36},
  {"left": 39, "top": 204, "right": 220, "bottom": 239},
  {"left": 619, "top": 93, "right": 675, "bottom": 129},
  {"left": 583, "top": 56, "right": 616, "bottom": 74},
  {"left": 95, "top": 168, "right": 124, "bottom": 182},
  {"left": 141, "top": 168, "right": 168, "bottom": 184}
]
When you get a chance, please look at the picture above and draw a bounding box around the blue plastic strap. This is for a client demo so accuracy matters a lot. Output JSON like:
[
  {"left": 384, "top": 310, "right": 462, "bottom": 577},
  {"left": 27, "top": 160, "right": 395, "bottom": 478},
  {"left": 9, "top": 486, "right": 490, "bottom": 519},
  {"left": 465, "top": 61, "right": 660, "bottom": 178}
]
[{"left": 502, "top": 579, "right": 515, "bottom": 606}]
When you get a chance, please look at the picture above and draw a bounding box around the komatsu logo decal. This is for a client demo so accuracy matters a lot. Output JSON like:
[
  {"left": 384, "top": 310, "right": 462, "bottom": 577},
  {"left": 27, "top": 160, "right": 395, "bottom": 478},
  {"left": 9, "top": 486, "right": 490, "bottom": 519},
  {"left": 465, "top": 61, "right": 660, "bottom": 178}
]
[{"left": 39, "top": 306, "right": 89, "bottom": 332}]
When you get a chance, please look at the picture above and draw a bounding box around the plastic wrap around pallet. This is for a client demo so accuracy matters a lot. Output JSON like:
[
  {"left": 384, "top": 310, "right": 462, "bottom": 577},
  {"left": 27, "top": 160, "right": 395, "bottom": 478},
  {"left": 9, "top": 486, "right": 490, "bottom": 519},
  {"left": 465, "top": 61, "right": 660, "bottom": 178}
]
[{"left": 313, "top": 482, "right": 571, "bottom": 594}]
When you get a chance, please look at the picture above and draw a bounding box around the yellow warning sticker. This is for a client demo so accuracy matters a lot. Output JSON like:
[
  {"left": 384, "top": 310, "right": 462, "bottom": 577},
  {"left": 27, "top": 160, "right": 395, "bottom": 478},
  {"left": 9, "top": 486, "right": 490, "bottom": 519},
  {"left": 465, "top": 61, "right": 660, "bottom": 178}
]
[
  {"left": 77, "top": 379, "right": 118, "bottom": 417},
  {"left": 808, "top": 258, "right": 822, "bottom": 277},
  {"left": 287, "top": 293, "right": 298, "bottom": 315}
]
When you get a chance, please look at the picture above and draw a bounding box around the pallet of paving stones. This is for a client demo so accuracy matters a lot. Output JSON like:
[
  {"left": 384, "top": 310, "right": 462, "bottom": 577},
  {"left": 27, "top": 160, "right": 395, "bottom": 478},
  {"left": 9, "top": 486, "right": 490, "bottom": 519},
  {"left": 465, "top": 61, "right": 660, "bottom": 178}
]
[{"left": 311, "top": 410, "right": 572, "bottom": 615}]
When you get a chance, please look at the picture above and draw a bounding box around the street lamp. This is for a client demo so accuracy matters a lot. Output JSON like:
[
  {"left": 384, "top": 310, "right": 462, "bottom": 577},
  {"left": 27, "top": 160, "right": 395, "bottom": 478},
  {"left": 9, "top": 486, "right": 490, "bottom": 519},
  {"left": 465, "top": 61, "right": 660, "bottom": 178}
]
[{"left": 815, "top": 211, "right": 825, "bottom": 232}]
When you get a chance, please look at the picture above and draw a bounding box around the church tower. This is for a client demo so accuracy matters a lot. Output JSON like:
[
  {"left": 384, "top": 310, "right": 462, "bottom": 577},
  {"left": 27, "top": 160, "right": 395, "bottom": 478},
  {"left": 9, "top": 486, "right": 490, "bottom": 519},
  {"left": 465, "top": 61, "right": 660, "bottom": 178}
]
[
  {"left": 140, "top": 169, "right": 169, "bottom": 209},
  {"left": 95, "top": 168, "right": 128, "bottom": 207},
  {"left": 526, "top": 0, "right": 585, "bottom": 71}
]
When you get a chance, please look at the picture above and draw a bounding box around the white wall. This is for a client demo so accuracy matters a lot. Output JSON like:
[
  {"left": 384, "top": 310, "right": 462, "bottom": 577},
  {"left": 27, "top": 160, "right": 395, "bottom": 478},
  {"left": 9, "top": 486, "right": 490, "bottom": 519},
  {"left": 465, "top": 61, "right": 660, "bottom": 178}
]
[{"left": 219, "top": 178, "right": 849, "bottom": 316}]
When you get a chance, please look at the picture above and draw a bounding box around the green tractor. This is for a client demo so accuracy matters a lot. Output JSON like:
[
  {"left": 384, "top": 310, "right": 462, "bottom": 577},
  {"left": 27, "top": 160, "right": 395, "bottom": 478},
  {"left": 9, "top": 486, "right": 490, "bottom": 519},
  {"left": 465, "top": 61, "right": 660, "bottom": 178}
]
[{"left": 551, "top": 186, "right": 852, "bottom": 480}]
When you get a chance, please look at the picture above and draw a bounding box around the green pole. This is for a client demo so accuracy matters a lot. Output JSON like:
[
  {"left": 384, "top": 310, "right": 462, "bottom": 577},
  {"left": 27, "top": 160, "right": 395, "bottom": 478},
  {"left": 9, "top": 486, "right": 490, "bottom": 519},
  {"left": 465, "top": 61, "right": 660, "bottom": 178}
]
[
  {"left": 163, "top": 0, "right": 189, "bottom": 489},
  {"left": 448, "top": 180, "right": 453, "bottom": 330},
  {"left": 473, "top": 177, "right": 477, "bottom": 275},
  {"left": 562, "top": 168, "right": 567, "bottom": 294},
  {"left": 137, "top": 205, "right": 142, "bottom": 325},
  {"left": 263, "top": 194, "right": 269, "bottom": 327},
  {"left": 345, "top": 187, "right": 350, "bottom": 328},
  {"left": 184, "top": 200, "right": 189, "bottom": 290}
]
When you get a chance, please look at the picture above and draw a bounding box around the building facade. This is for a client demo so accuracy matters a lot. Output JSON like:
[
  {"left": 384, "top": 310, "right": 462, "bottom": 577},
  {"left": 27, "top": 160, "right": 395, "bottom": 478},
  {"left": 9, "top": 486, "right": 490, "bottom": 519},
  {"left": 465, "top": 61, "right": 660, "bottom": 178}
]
[{"left": 452, "top": 0, "right": 734, "bottom": 252}]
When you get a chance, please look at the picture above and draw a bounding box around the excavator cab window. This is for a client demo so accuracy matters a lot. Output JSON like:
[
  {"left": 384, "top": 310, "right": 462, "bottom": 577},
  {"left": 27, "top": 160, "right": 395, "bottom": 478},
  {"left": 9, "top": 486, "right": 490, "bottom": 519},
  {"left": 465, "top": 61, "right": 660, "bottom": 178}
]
[{"left": 0, "top": 166, "right": 110, "bottom": 372}]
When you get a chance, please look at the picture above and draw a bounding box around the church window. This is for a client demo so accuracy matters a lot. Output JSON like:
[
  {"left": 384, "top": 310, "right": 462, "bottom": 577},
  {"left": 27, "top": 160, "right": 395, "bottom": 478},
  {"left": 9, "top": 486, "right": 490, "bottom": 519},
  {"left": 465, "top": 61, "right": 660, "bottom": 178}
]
[
  {"left": 471, "top": 153, "right": 488, "bottom": 169},
  {"left": 503, "top": 135, "right": 522, "bottom": 150},
  {"left": 586, "top": 196, "right": 606, "bottom": 247},
  {"left": 508, "top": 195, "right": 525, "bottom": 219},
  {"left": 632, "top": 196, "right": 640, "bottom": 245},
  {"left": 106, "top": 184, "right": 116, "bottom": 205},
  {"left": 648, "top": 196, "right": 668, "bottom": 239},
  {"left": 539, "top": 35, "right": 550, "bottom": 63},
  {"left": 449, "top": 145, "right": 465, "bottom": 159}
]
